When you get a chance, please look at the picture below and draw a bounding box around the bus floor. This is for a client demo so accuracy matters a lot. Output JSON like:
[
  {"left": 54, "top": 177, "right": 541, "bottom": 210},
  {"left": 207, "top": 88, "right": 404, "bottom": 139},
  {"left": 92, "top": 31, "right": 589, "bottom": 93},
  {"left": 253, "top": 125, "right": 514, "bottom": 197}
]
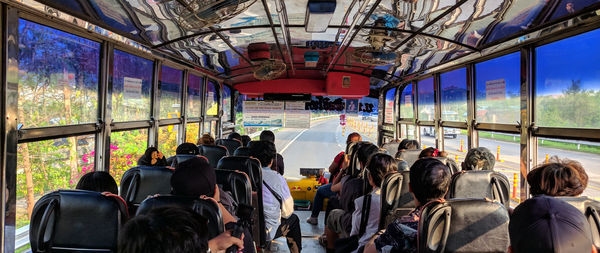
[{"left": 268, "top": 211, "right": 326, "bottom": 252}]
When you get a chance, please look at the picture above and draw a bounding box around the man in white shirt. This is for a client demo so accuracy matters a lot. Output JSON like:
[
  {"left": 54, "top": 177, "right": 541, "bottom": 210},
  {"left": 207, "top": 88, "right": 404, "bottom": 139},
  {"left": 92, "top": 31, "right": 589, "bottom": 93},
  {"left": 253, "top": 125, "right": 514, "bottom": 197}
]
[{"left": 249, "top": 141, "right": 301, "bottom": 253}]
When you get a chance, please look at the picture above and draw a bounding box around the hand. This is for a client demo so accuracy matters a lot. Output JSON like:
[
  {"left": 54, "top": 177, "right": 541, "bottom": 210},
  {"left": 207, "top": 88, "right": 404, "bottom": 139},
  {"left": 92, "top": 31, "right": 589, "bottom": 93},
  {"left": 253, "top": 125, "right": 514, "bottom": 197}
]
[
  {"left": 341, "top": 154, "right": 350, "bottom": 170},
  {"left": 208, "top": 230, "right": 244, "bottom": 253}
]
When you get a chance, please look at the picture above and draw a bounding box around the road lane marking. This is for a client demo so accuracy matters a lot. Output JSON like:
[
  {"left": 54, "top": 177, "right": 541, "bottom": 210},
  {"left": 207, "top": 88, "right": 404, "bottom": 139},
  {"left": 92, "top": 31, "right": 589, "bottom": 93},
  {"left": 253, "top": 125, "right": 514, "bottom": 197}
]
[{"left": 280, "top": 129, "right": 309, "bottom": 154}]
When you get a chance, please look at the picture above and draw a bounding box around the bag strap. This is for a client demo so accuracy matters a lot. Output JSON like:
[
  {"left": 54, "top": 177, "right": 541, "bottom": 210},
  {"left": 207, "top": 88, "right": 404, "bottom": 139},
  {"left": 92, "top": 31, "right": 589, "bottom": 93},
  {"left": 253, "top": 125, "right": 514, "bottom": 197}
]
[
  {"left": 263, "top": 180, "right": 283, "bottom": 206},
  {"left": 359, "top": 194, "right": 372, "bottom": 236}
]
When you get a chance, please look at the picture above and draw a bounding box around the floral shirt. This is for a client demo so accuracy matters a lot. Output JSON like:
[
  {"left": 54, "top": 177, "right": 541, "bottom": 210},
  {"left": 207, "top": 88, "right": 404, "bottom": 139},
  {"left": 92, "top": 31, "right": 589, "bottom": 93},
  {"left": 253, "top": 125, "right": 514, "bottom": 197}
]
[{"left": 374, "top": 206, "right": 424, "bottom": 253}]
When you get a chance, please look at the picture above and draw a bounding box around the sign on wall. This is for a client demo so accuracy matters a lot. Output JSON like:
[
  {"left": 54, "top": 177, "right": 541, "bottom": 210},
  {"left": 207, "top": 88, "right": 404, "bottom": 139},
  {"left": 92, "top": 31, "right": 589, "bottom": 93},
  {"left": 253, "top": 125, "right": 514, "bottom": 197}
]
[
  {"left": 285, "top": 102, "right": 310, "bottom": 128},
  {"left": 243, "top": 101, "right": 284, "bottom": 127},
  {"left": 123, "top": 77, "right": 142, "bottom": 99},
  {"left": 485, "top": 79, "right": 506, "bottom": 100}
]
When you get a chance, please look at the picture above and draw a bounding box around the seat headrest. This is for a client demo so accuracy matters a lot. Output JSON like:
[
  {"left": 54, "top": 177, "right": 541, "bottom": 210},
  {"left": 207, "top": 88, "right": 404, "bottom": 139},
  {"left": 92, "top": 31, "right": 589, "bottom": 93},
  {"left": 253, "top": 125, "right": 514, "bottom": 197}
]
[
  {"left": 218, "top": 156, "right": 262, "bottom": 191},
  {"left": 198, "top": 145, "right": 228, "bottom": 168},
  {"left": 29, "top": 190, "right": 128, "bottom": 252},
  {"left": 216, "top": 139, "right": 242, "bottom": 154},
  {"left": 381, "top": 142, "right": 400, "bottom": 157},
  {"left": 120, "top": 166, "right": 174, "bottom": 206},
  {"left": 419, "top": 198, "right": 509, "bottom": 252},
  {"left": 215, "top": 169, "right": 252, "bottom": 205},
  {"left": 396, "top": 149, "right": 422, "bottom": 167},
  {"left": 137, "top": 195, "right": 224, "bottom": 238},
  {"left": 233, "top": 146, "right": 252, "bottom": 156},
  {"left": 448, "top": 170, "right": 510, "bottom": 206},
  {"left": 167, "top": 154, "right": 197, "bottom": 167},
  {"left": 556, "top": 196, "right": 600, "bottom": 249},
  {"left": 432, "top": 156, "right": 460, "bottom": 174}
]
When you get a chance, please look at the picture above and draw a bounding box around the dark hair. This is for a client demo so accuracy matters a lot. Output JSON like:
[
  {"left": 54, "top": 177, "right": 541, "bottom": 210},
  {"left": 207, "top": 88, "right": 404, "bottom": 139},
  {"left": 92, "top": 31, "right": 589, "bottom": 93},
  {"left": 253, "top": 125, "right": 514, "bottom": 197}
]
[
  {"left": 171, "top": 157, "right": 216, "bottom": 197},
  {"left": 118, "top": 206, "right": 209, "bottom": 253},
  {"left": 418, "top": 147, "right": 437, "bottom": 158},
  {"left": 76, "top": 171, "right": 118, "bottom": 195},
  {"left": 409, "top": 158, "right": 451, "bottom": 205},
  {"left": 198, "top": 134, "right": 215, "bottom": 145},
  {"left": 259, "top": 130, "right": 275, "bottom": 143},
  {"left": 527, "top": 157, "right": 588, "bottom": 197},
  {"left": 462, "top": 147, "right": 495, "bottom": 171},
  {"left": 241, "top": 135, "right": 251, "bottom": 147},
  {"left": 346, "top": 132, "right": 362, "bottom": 145},
  {"left": 138, "top": 147, "right": 167, "bottom": 166},
  {"left": 357, "top": 142, "right": 379, "bottom": 167},
  {"left": 176, "top": 142, "right": 200, "bottom": 155},
  {"left": 366, "top": 153, "right": 398, "bottom": 187},
  {"left": 398, "top": 139, "right": 420, "bottom": 151},
  {"left": 228, "top": 132, "right": 242, "bottom": 141},
  {"left": 249, "top": 140, "right": 276, "bottom": 168}
]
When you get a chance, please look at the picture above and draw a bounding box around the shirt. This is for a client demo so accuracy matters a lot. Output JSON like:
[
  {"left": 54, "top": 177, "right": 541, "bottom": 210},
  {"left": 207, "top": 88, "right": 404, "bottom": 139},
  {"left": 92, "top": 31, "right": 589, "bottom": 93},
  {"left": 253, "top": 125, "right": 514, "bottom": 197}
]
[
  {"left": 350, "top": 187, "right": 382, "bottom": 253},
  {"left": 262, "top": 166, "right": 294, "bottom": 240},
  {"left": 374, "top": 206, "right": 424, "bottom": 253}
]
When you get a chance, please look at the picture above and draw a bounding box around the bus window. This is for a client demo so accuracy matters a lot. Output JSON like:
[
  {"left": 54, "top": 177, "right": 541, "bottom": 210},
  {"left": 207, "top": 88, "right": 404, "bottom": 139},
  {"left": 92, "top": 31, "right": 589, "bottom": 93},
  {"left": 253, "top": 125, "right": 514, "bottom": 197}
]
[
  {"left": 205, "top": 80, "right": 218, "bottom": 116},
  {"left": 112, "top": 50, "right": 153, "bottom": 122},
  {"left": 420, "top": 126, "right": 436, "bottom": 148},
  {"left": 478, "top": 131, "right": 521, "bottom": 199},
  {"left": 441, "top": 127, "right": 467, "bottom": 159},
  {"left": 17, "top": 135, "right": 95, "bottom": 233},
  {"left": 384, "top": 88, "right": 396, "bottom": 124},
  {"left": 160, "top": 66, "right": 183, "bottom": 119},
  {"left": 186, "top": 123, "right": 200, "bottom": 144},
  {"left": 400, "top": 83, "right": 414, "bottom": 119},
  {"left": 475, "top": 52, "right": 520, "bottom": 124},
  {"left": 535, "top": 28, "right": 600, "bottom": 129},
  {"left": 159, "top": 125, "right": 179, "bottom": 157},
  {"left": 187, "top": 74, "right": 203, "bottom": 118},
  {"left": 18, "top": 19, "right": 100, "bottom": 127},
  {"left": 441, "top": 68, "right": 467, "bottom": 122},
  {"left": 110, "top": 129, "right": 148, "bottom": 183},
  {"left": 417, "top": 78, "right": 435, "bottom": 121},
  {"left": 223, "top": 85, "right": 232, "bottom": 122}
]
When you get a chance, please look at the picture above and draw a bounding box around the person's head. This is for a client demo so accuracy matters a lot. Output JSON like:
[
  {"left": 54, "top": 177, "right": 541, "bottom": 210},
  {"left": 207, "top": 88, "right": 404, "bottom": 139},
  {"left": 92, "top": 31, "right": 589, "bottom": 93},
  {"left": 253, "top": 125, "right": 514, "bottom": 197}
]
[
  {"left": 462, "top": 147, "right": 495, "bottom": 171},
  {"left": 249, "top": 140, "right": 276, "bottom": 168},
  {"left": 118, "top": 206, "right": 209, "bottom": 253},
  {"left": 198, "top": 134, "right": 215, "bottom": 146},
  {"left": 228, "top": 132, "right": 241, "bottom": 141},
  {"left": 418, "top": 147, "right": 441, "bottom": 158},
  {"left": 398, "top": 139, "right": 420, "bottom": 151},
  {"left": 76, "top": 171, "right": 118, "bottom": 195},
  {"left": 171, "top": 156, "right": 216, "bottom": 197},
  {"left": 346, "top": 132, "right": 362, "bottom": 145},
  {"left": 138, "top": 147, "right": 165, "bottom": 166},
  {"left": 357, "top": 142, "right": 380, "bottom": 169},
  {"left": 240, "top": 135, "right": 251, "bottom": 147},
  {"left": 509, "top": 195, "right": 593, "bottom": 253},
  {"left": 366, "top": 153, "right": 398, "bottom": 188},
  {"left": 527, "top": 157, "right": 588, "bottom": 197},
  {"left": 176, "top": 142, "right": 200, "bottom": 155},
  {"left": 409, "top": 158, "right": 451, "bottom": 206},
  {"left": 259, "top": 130, "right": 276, "bottom": 143}
]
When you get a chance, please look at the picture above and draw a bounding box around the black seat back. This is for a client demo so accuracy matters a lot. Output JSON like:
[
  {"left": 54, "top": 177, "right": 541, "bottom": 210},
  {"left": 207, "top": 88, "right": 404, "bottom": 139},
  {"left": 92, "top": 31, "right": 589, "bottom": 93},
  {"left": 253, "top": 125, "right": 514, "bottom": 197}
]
[
  {"left": 418, "top": 199, "right": 509, "bottom": 253},
  {"left": 167, "top": 154, "right": 198, "bottom": 167},
  {"left": 198, "top": 145, "right": 228, "bottom": 168},
  {"left": 557, "top": 196, "right": 600, "bottom": 249},
  {"left": 216, "top": 139, "right": 242, "bottom": 155},
  {"left": 215, "top": 169, "right": 252, "bottom": 206},
  {"left": 136, "top": 195, "right": 224, "bottom": 239},
  {"left": 234, "top": 146, "right": 252, "bottom": 156},
  {"left": 433, "top": 156, "right": 460, "bottom": 175},
  {"left": 379, "top": 171, "right": 415, "bottom": 230},
  {"left": 396, "top": 149, "right": 422, "bottom": 167},
  {"left": 448, "top": 170, "right": 510, "bottom": 207},
  {"left": 29, "top": 190, "right": 128, "bottom": 253},
  {"left": 120, "top": 166, "right": 173, "bottom": 215}
]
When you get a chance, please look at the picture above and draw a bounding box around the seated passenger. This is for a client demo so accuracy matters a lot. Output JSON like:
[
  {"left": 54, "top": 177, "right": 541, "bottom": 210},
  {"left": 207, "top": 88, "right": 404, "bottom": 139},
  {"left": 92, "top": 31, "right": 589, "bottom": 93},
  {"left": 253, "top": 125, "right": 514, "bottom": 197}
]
[
  {"left": 418, "top": 147, "right": 447, "bottom": 159},
  {"left": 176, "top": 142, "right": 200, "bottom": 155},
  {"left": 307, "top": 132, "right": 361, "bottom": 225},
  {"left": 259, "top": 130, "right": 285, "bottom": 175},
  {"left": 137, "top": 147, "right": 168, "bottom": 166},
  {"left": 228, "top": 132, "right": 242, "bottom": 142},
  {"left": 461, "top": 147, "right": 495, "bottom": 171},
  {"left": 118, "top": 206, "right": 244, "bottom": 253},
  {"left": 395, "top": 139, "right": 420, "bottom": 171},
  {"left": 198, "top": 133, "right": 215, "bottom": 146},
  {"left": 508, "top": 195, "right": 595, "bottom": 253},
  {"left": 364, "top": 158, "right": 451, "bottom": 253},
  {"left": 249, "top": 140, "right": 301, "bottom": 252},
  {"left": 75, "top": 171, "right": 118, "bottom": 195},
  {"left": 527, "top": 157, "right": 588, "bottom": 197},
  {"left": 350, "top": 153, "right": 398, "bottom": 253},
  {"left": 241, "top": 135, "right": 251, "bottom": 147}
]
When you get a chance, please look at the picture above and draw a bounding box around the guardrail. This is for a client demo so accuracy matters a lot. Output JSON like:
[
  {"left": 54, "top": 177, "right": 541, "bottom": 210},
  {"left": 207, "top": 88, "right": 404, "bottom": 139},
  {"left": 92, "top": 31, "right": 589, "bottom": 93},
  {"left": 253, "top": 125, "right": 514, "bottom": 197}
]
[{"left": 16, "top": 225, "right": 29, "bottom": 251}]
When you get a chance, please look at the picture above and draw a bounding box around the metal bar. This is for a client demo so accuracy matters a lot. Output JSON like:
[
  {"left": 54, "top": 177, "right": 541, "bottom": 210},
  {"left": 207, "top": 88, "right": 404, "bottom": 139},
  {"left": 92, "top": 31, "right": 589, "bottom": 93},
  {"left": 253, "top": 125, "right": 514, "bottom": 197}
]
[
  {"left": 475, "top": 123, "right": 520, "bottom": 134},
  {"left": 391, "top": 0, "right": 469, "bottom": 52},
  {"left": 111, "top": 121, "right": 153, "bottom": 132},
  {"left": 209, "top": 27, "right": 254, "bottom": 66},
  {"left": 519, "top": 46, "right": 534, "bottom": 202},
  {"left": 180, "top": 69, "right": 189, "bottom": 144},
  {"left": 149, "top": 60, "right": 161, "bottom": 147},
  {"left": 466, "top": 63, "right": 477, "bottom": 148},
  {"left": 158, "top": 118, "right": 183, "bottom": 127},
  {"left": 229, "top": 68, "right": 372, "bottom": 83},
  {"left": 96, "top": 41, "right": 113, "bottom": 171},
  {"left": 260, "top": 0, "right": 288, "bottom": 77},
  {"left": 441, "top": 121, "right": 467, "bottom": 129},
  {"left": 329, "top": 0, "right": 359, "bottom": 56},
  {"left": 434, "top": 73, "right": 442, "bottom": 149},
  {"left": 19, "top": 124, "right": 98, "bottom": 143},
  {"left": 326, "top": 0, "right": 380, "bottom": 73},
  {"left": 273, "top": 0, "right": 295, "bottom": 75}
]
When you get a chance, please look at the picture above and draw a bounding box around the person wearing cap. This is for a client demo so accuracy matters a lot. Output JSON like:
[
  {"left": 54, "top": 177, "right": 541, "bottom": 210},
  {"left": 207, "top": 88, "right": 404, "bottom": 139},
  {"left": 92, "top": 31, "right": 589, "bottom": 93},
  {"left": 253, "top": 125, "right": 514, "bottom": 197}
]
[
  {"left": 509, "top": 195, "right": 596, "bottom": 253},
  {"left": 461, "top": 147, "right": 495, "bottom": 171}
]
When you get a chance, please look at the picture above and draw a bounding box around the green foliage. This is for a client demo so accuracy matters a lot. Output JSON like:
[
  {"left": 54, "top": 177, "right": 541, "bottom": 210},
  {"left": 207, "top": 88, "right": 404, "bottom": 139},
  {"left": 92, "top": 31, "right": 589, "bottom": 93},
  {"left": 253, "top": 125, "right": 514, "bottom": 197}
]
[
  {"left": 109, "top": 130, "right": 148, "bottom": 185},
  {"left": 536, "top": 80, "right": 600, "bottom": 128}
]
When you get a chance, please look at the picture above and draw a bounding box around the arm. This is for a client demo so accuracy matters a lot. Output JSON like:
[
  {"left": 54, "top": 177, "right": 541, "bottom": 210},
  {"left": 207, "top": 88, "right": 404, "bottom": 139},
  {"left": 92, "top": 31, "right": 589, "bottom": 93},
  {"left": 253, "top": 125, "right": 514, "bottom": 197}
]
[
  {"left": 208, "top": 230, "right": 244, "bottom": 253},
  {"left": 328, "top": 159, "right": 339, "bottom": 174}
]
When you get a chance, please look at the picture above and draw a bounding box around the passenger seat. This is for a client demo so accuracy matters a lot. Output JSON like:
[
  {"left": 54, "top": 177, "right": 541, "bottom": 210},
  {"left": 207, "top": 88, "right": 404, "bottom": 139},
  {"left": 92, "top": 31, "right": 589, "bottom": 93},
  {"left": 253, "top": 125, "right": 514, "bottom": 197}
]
[
  {"left": 395, "top": 149, "right": 421, "bottom": 168},
  {"left": 120, "top": 165, "right": 174, "bottom": 215},
  {"left": 557, "top": 196, "right": 600, "bottom": 249},
  {"left": 29, "top": 190, "right": 128, "bottom": 252},
  {"left": 234, "top": 146, "right": 252, "bottom": 156},
  {"left": 216, "top": 138, "right": 242, "bottom": 155},
  {"left": 379, "top": 171, "right": 414, "bottom": 230},
  {"left": 447, "top": 170, "right": 510, "bottom": 207},
  {"left": 198, "top": 144, "right": 228, "bottom": 168},
  {"left": 419, "top": 198, "right": 510, "bottom": 252},
  {"left": 215, "top": 169, "right": 252, "bottom": 206},
  {"left": 433, "top": 156, "right": 460, "bottom": 175}
]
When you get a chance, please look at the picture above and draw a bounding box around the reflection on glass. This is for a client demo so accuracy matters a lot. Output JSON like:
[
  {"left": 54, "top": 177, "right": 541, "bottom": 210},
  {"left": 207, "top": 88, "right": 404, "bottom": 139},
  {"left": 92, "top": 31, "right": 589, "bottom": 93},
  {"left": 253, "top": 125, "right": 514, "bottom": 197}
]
[
  {"left": 159, "top": 125, "right": 179, "bottom": 157},
  {"left": 418, "top": 78, "right": 435, "bottom": 121},
  {"left": 384, "top": 88, "right": 396, "bottom": 124},
  {"left": 484, "top": 1, "right": 549, "bottom": 45},
  {"left": 186, "top": 123, "right": 200, "bottom": 144},
  {"left": 223, "top": 85, "right": 232, "bottom": 121},
  {"left": 206, "top": 80, "right": 219, "bottom": 116},
  {"left": 400, "top": 83, "right": 414, "bottom": 118},
  {"left": 187, "top": 74, "right": 203, "bottom": 118},
  {"left": 113, "top": 50, "right": 153, "bottom": 122},
  {"left": 475, "top": 52, "right": 520, "bottom": 124},
  {"left": 17, "top": 135, "right": 95, "bottom": 232},
  {"left": 18, "top": 19, "right": 100, "bottom": 128},
  {"left": 160, "top": 66, "right": 183, "bottom": 119},
  {"left": 110, "top": 129, "right": 148, "bottom": 184},
  {"left": 420, "top": 126, "right": 436, "bottom": 148},
  {"left": 407, "top": 125, "right": 416, "bottom": 140},
  {"left": 535, "top": 28, "right": 600, "bottom": 128},
  {"left": 441, "top": 68, "right": 467, "bottom": 122}
]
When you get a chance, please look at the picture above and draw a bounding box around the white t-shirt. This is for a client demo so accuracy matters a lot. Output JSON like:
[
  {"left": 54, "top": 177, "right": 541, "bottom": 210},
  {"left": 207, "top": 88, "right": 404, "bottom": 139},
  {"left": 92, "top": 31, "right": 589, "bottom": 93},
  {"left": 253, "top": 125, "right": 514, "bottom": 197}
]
[
  {"left": 262, "top": 167, "right": 294, "bottom": 240},
  {"left": 350, "top": 187, "right": 381, "bottom": 253}
]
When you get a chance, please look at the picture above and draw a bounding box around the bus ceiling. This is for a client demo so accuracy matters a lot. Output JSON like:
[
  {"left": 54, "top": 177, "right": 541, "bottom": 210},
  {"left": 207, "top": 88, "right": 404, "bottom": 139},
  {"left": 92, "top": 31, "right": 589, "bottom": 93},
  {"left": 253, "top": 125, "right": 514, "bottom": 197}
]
[{"left": 33, "top": 0, "right": 600, "bottom": 88}]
